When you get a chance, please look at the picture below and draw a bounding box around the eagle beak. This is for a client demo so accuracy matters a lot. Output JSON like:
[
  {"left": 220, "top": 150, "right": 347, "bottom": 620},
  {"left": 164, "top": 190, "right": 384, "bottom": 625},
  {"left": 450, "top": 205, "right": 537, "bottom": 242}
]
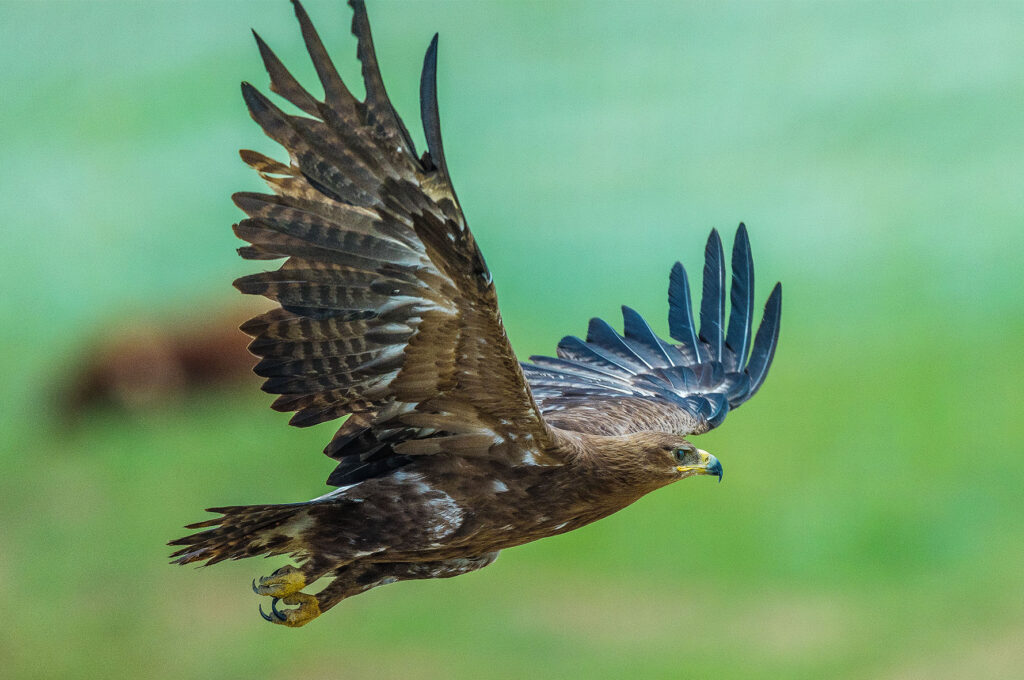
[{"left": 677, "top": 449, "right": 723, "bottom": 482}]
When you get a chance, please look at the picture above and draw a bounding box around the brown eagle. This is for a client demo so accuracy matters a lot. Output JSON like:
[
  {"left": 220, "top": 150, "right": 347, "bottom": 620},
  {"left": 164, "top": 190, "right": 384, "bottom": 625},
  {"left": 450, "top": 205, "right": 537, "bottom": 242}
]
[{"left": 170, "top": 0, "right": 782, "bottom": 628}]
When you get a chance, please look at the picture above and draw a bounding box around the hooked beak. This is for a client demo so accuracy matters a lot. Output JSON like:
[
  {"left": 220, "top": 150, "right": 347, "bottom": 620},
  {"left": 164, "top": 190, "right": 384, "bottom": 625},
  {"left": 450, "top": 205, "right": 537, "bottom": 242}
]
[{"left": 676, "top": 449, "right": 723, "bottom": 483}]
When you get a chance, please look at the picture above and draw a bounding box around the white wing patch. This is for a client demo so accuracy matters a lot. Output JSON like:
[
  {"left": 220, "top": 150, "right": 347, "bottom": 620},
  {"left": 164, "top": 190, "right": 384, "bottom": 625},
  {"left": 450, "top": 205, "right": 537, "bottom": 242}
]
[{"left": 422, "top": 488, "right": 464, "bottom": 542}]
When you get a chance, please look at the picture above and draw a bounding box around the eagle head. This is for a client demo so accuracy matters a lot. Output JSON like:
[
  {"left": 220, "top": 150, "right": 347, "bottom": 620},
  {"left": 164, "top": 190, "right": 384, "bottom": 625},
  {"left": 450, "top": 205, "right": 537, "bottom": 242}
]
[
  {"left": 669, "top": 439, "right": 723, "bottom": 482},
  {"left": 614, "top": 432, "right": 723, "bottom": 486}
]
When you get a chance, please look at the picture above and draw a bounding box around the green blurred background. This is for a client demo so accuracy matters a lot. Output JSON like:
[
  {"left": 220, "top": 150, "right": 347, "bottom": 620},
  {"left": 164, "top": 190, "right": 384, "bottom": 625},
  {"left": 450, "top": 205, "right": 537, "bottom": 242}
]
[{"left": 2, "top": 1, "right": 1022, "bottom": 678}]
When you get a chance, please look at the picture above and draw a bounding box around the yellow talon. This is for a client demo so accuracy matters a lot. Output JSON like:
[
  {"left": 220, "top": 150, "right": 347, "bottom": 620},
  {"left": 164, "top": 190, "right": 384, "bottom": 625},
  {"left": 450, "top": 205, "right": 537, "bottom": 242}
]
[
  {"left": 263, "top": 592, "right": 321, "bottom": 627},
  {"left": 253, "top": 565, "right": 306, "bottom": 598}
]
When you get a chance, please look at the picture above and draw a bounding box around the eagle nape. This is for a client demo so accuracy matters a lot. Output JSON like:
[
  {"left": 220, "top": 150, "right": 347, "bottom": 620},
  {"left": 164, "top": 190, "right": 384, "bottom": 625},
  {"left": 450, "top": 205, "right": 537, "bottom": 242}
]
[{"left": 169, "top": 0, "right": 781, "bottom": 628}]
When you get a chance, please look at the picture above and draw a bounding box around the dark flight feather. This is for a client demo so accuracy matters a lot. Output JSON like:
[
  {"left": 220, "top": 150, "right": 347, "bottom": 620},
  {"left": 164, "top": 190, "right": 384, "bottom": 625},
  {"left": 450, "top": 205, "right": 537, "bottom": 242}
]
[
  {"left": 745, "top": 282, "right": 782, "bottom": 398},
  {"left": 557, "top": 335, "right": 641, "bottom": 375},
  {"left": 527, "top": 225, "right": 780, "bottom": 436},
  {"left": 724, "top": 223, "right": 754, "bottom": 371},
  {"left": 526, "top": 355, "right": 638, "bottom": 387},
  {"left": 291, "top": 0, "right": 356, "bottom": 114},
  {"left": 419, "top": 33, "right": 451, "bottom": 183},
  {"left": 348, "top": 0, "right": 419, "bottom": 158},
  {"left": 252, "top": 30, "right": 321, "bottom": 117},
  {"left": 699, "top": 229, "right": 726, "bottom": 362},
  {"left": 621, "top": 305, "right": 681, "bottom": 367},
  {"left": 668, "top": 262, "right": 701, "bottom": 363},
  {"left": 586, "top": 317, "right": 653, "bottom": 370}
]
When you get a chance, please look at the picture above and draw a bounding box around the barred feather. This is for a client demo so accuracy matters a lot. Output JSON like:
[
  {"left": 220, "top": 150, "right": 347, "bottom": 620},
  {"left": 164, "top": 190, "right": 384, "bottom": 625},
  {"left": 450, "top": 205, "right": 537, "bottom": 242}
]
[
  {"left": 169, "top": 503, "right": 310, "bottom": 565},
  {"left": 230, "top": 0, "right": 554, "bottom": 484}
]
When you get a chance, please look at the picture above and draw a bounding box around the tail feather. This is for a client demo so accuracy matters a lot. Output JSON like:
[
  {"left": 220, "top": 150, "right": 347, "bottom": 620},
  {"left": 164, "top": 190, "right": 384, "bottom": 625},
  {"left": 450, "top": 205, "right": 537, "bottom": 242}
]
[{"left": 169, "top": 503, "right": 310, "bottom": 566}]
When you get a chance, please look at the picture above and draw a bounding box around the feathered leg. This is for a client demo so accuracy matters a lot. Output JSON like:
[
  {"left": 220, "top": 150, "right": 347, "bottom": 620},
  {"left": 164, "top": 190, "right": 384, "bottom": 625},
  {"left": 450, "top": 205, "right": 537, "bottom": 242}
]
[
  {"left": 317, "top": 553, "right": 500, "bottom": 613},
  {"left": 261, "top": 553, "right": 499, "bottom": 626}
]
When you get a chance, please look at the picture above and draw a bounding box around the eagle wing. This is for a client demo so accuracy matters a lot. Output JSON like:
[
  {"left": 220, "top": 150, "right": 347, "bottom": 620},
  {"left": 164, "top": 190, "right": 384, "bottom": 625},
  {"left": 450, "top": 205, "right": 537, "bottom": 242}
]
[
  {"left": 234, "top": 1, "right": 556, "bottom": 487},
  {"left": 523, "top": 225, "right": 782, "bottom": 437}
]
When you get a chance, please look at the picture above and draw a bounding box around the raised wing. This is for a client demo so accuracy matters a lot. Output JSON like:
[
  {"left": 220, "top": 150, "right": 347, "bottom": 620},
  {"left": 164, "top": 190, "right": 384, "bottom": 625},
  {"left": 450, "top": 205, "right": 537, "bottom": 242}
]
[
  {"left": 523, "top": 224, "right": 781, "bottom": 437},
  {"left": 234, "top": 0, "right": 556, "bottom": 486}
]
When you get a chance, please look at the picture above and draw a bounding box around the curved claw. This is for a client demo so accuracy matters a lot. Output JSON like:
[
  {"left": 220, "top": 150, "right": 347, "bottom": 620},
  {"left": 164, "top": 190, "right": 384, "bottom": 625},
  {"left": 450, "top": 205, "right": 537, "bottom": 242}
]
[
  {"left": 258, "top": 602, "right": 273, "bottom": 622},
  {"left": 270, "top": 597, "right": 287, "bottom": 622},
  {"left": 252, "top": 578, "right": 259, "bottom": 594}
]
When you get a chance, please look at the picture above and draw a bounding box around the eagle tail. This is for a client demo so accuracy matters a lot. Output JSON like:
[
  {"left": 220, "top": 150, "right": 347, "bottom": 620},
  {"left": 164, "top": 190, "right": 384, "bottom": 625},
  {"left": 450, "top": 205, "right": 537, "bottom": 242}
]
[{"left": 168, "top": 502, "right": 310, "bottom": 566}]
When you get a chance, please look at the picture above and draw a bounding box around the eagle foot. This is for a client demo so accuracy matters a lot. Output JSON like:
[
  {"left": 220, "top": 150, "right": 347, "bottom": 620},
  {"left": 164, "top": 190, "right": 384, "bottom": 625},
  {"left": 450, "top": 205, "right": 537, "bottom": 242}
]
[
  {"left": 258, "top": 592, "right": 321, "bottom": 628},
  {"left": 252, "top": 565, "right": 306, "bottom": 597}
]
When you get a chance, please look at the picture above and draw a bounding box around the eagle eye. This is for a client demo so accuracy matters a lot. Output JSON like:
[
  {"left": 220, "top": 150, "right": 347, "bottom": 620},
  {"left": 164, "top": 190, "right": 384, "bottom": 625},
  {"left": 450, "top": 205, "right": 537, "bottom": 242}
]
[{"left": 673, "top": 445, "right": 695, "bottom": 464}]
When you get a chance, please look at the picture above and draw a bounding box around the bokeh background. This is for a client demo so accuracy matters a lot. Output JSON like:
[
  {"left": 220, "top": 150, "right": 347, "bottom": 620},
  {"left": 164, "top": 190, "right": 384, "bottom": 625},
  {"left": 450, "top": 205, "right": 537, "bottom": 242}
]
[{"left": 2, "top": 1, "right": 1022, "bottom": 678}]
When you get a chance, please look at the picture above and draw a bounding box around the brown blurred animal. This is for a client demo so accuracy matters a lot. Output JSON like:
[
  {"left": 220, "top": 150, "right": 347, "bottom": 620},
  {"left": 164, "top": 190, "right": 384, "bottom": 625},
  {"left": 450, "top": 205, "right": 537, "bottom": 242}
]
[{"left": 62, "top": 298, "right": 271, "bottom": 417}]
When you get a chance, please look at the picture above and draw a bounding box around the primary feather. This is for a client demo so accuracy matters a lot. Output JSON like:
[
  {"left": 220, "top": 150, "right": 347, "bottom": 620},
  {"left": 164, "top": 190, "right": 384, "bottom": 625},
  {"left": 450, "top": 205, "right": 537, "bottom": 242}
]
[{"left": 525, "top": 225, "right": 780, "bottom": 436}]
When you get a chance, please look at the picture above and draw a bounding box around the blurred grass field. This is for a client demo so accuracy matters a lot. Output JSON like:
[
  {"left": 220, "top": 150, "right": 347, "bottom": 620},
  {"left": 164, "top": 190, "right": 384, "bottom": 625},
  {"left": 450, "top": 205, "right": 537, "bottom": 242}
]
[{"left": 2, "top": 1, "right": 1023, "bottom": 678}]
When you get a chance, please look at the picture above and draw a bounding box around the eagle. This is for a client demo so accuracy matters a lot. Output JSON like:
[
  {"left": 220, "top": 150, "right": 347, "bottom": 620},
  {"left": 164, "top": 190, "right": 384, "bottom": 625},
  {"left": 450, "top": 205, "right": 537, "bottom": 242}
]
[{"left": 170, "top": 0, "right": 782, "bottom": 628}]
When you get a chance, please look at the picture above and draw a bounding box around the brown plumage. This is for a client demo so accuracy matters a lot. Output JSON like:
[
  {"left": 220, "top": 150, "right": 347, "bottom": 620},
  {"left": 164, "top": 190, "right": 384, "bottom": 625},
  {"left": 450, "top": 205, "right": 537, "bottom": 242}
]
[{"left": 170, "top": 0, "right": 782, "bottom": 627}]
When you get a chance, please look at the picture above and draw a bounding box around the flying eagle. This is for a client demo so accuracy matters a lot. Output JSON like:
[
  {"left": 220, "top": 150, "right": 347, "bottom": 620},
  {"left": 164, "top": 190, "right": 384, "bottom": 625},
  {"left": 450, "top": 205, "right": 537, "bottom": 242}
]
[{"left": 170, "top": 0, "right": 782, "bottom": 628}]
